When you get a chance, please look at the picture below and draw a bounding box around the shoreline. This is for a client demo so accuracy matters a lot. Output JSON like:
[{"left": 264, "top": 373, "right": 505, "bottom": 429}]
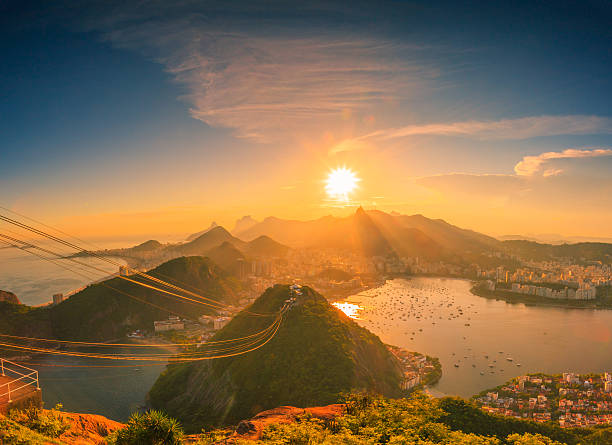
[{"left": 470, "top": 284, "right": 612, "bottom": 310}]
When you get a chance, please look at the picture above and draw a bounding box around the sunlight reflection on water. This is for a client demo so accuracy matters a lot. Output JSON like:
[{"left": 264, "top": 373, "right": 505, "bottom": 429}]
[{"left": 332, "top": 302, "right": 364, "bottom": 319}]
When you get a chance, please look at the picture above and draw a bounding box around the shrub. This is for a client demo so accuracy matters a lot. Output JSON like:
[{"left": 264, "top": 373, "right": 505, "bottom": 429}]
[
  {"left": 109, "top": 410, "right": 184, "bottom": 445},
  {"left": 8, "top": 403, "right": 69, "bottom": 438}
]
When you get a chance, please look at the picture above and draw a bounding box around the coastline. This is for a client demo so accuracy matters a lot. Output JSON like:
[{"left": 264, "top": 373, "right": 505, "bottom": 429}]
[{"left": 470, "top": 283, "right": 612, "bottom": 310}]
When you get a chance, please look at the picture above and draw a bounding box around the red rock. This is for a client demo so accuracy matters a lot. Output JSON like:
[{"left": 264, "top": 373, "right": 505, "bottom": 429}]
[{"left": 233, "top": 404, "right": 345, "bottom": 440}]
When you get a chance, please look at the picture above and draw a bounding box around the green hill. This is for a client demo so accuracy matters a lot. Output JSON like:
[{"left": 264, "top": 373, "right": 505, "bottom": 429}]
[
  {"left": 205, "top": 241, "right": 247, "bottom": 275},
  {"left": 0, "top": 256, "right": 241, "bottom": 341},
  {"left": 148, "top": 284, "right": 404, "bottom": 430}
]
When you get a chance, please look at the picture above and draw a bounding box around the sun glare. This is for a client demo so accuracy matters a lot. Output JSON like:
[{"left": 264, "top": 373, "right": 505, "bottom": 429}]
[
  {"left": 325, "top": 167, "right": 360, "bottom": 201},
  {"left": 332, "top": 302, "right": 363, "bottom": 319}
]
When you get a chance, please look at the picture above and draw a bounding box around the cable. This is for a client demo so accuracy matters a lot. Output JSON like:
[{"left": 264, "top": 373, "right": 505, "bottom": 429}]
[
  {"left": 0, "top": 215, "right": 274, "bottom": 316},
  {"left": 0, "top": 238, "right": 197, "bottom": 319},
  {"left": 0, "top": 232, "right": 228, "bottom": 311},
  {"left": 0, "top": 312, "right": 283, "bottom": 362}
]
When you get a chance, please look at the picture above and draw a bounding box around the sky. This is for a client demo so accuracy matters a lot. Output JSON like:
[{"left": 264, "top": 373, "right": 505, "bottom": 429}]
[{"left": 1, "top": 0, "right": 612, "bottom": 241}]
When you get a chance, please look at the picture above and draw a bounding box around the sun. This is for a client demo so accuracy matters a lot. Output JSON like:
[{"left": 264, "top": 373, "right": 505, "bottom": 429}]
[{"left": 325, "top": 167, "right": 360, "bottom": 201}]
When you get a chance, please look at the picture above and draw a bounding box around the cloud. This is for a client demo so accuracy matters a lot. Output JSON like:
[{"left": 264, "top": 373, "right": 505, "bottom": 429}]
[
  {"left": 330, "top": 115, "right": 612, "bottom": 154},
  {"left": 514, "top": 148, "right": 612, "bottom": 176},
  {"left": 76, "top": 4, "right": 439, "bottom": 141}
]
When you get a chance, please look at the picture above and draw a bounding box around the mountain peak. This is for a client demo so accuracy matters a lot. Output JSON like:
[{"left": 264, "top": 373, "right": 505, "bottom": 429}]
[
  {"left": 233, "top": 215, "right": 259, "bottom": 235},
  {"left": 185, "top": 221, "right": 220, "bottom": 242}
]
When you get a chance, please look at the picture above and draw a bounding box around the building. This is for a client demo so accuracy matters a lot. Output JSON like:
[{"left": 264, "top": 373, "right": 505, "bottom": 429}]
[
  {"left": 198, "top": 315, "right": 215, "bottom": 327},
  {"left": 154, "top": 316, "right": 185, "bottom": 332},
  {"left": 52, "top": 293, "right": 63, "bottom": 305},
  {"left": 213, "top": 316, "right": 230, "bottom": 330},
  {"left": 401, "top": 372, "right": 420, "bottom": 390}
]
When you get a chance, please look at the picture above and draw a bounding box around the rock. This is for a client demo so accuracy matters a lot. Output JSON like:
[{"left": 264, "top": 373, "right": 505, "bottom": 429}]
[
  {"left": 232, "top": 404, "right": 345, "bottom": 440},
  {"left": 0, "top": 290, "right": 20, "bottom": 305},
  {"left": 57, "top": 411, "right": 124, "bottom": 444}
]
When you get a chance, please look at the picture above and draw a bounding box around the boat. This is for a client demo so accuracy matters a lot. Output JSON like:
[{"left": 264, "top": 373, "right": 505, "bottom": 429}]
[{"left": 506, "top": 357, "right": 513, "bottom": 361}]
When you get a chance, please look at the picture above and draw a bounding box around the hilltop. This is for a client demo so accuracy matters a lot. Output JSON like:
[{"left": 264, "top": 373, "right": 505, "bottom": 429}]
[
  {"left": 148, "top": 284, "right": 404, "bottom": 430},
  {"left": 0, "top": 256, "right": 241, "bottom": 341},
  {"left": 185, "top": 221, "right": 219, "bottom": 242}
]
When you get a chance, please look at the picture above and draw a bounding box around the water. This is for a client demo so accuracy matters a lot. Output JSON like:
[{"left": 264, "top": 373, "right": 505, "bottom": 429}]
[
  {"left": 0, "top": 246, "right": 156, "bottom": 421},
  {"left": 0, "top": 248, "right": 126, "bottom": 306},
  {"left": 33, "top": 350, "right": 167, "bottom": 421},
  {"left": 340, "top": 277, "right": 612, "bottom": 398}
]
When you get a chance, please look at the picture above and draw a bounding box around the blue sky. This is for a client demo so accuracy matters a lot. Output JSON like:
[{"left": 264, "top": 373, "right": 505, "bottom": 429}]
[{"left": 1, "top": 1, "right": 612, "bottom": 239}]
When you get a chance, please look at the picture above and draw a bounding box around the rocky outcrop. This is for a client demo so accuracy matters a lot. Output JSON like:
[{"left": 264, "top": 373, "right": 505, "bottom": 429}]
[
  {"left": 57, "top": 411, "right": 124, "bottom": 444},
  {"left": 0, "top": 290, "right": 20, "bottom": 304},
  {"left": 233, "top": 404, "right": 345, "bottom": 440}
]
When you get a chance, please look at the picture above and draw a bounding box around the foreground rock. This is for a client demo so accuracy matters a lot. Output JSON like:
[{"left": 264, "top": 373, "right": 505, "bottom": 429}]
[
  {"left": 57, "top": 411, "right": 124, "bottom": 444},
  {"left": 233, "top": 404, "right": 345, "bottom": 441}
]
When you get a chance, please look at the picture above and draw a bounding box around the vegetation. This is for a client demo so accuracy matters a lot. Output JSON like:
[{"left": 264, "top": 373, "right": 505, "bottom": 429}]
[
  {"left": 0, "top": 415, "right": 62, "bottom": 445},
  {"left": 421, "top": 356, "right": 442, "bottom": 386},
  {"left": 8, "top": 403, "right": 69, "bottom": 438},
  {"left": 108, "top": 410, "right": 184, "bottom": 445},
  {"left": 0, "top": 256, "right": 241, "bottom": 341},
  {"left": 3, "top": 392, "right": 611, "bottom": 444},
  {"left": 196, "top": 392, "right": 612, "bottom": 444},
  {"left": 149, "top": 285, "right": 404, "bottom": 431}
]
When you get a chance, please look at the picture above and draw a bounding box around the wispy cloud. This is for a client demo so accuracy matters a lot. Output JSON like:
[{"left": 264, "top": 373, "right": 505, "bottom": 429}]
[
  {"left": 514, "top": 148, "right": 612, "bottom": 176},
  {"left": 330, "top": 115, "right": 612, "bottom": 154},
  {"left": 78, "top": 6, "right": 439, "bottom": 142}
]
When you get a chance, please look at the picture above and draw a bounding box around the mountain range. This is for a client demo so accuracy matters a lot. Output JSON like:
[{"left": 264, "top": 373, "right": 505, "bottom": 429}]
[
  {"left": 99, "top": 209, "right": 612, "bottom": 270},
  {"left": 231, "top": 207, "right": 499, "bottom": 260}
]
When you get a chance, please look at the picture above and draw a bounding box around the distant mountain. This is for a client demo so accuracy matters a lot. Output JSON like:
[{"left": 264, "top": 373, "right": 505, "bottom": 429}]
[
  {"left": 233, "top": 208, "right": 495, "bottom": 259},
  {"left": 129, "top": 239, "right": 163, "bottom": 253},
  {"left": 500, "top": 233, "right": 612, "bottom": 245},
  {"left": 0, "top": 256, "right": 241, "bottom": 341},
  {"left": 148, "top": 284, "right": 404, "bottom": 430},
  {"left": 174, "top": 226, "right": 247, "bottom": 256},
  {"left": 502, "top": 240, "right": 612, "bottom": 262},
  {"left": 244, "top": 235, "right": 290, "bottom": 258},
  {"left": 233, "top": 215, "right": 259, "bottom": 236},
  {"left": 185, "top": 222, "right": 219, "bottom": 242},
  {"left": 205, "top": 241, "right": 247, "bottom": 275}
]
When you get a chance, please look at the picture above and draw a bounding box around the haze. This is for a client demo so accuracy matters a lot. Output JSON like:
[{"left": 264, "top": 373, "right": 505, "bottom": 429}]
[{"left": 2, "top": 1, "right": 612, "bottom": 240}]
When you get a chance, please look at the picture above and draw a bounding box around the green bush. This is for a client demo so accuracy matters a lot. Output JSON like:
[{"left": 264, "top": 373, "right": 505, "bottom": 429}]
[
  {"left": 109, "top": 410, "right": 184, "bottom": 445},
  {"left": 8, "top": 403, "right": 68, "bottom": 438}
]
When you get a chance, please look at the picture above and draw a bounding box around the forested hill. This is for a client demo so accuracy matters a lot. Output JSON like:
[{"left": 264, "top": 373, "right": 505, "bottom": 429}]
[
  {"left": 502, "top": 240, "right": 612, "bottom": 262},
  {"left": 0, "top": 256, "right": 241, "bottom": 342},
  {"left": 148, "top": 284, "right": 404, "bottom": 430}
]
